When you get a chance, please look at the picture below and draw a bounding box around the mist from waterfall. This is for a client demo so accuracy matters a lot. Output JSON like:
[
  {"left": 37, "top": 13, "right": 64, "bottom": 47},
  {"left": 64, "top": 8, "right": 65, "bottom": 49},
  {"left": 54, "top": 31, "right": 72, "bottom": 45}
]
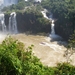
[
  {"left": 8, "top": 12, "right": 18, "bottom": 34},
  {"left": 0, "top": 0, "right": 18, "bottom": 7}
]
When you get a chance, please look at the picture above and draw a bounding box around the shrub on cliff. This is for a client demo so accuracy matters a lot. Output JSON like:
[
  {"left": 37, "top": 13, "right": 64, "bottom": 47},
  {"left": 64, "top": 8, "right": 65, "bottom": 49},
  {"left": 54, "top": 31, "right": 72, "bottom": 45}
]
[{"left": 54, "top": 63, "right": 75, "bottom": 75}]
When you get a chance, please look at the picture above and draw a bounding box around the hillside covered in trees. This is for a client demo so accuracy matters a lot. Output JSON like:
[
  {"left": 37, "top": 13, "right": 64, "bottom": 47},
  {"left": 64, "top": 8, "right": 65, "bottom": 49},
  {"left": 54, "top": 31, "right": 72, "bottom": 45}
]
[
  {"left": 42, "top": 0, "right": 75, "bottom": 39},
  {"left": 2, "top": 0, "right": 75, "bottom": 40}
]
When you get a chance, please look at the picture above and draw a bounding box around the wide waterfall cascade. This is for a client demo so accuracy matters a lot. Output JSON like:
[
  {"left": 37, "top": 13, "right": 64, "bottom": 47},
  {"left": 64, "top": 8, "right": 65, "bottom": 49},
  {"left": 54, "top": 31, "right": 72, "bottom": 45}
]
[
  {"left": 8, "top": 12, "right": 18, "bottom": 34},
  {"left": 0, "top": 13, "right": 6, "bottom": 32}
]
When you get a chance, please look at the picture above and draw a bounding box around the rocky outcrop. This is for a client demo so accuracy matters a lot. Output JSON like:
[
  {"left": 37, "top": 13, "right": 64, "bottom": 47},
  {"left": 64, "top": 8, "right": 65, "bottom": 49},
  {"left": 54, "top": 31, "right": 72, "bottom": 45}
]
[{"left": 5, "top": 12, "right": 74, "bottom": 41}]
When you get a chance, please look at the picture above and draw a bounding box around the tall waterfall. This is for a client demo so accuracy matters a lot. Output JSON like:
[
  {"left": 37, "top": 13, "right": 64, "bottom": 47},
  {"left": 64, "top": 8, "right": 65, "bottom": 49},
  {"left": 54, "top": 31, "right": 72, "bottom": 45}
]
[
  {"left": 41, "top": 9, "right": 62, "bottom": 40},
  {"left": 41, "top": 9, "right": 55, "bottom": 35},
  {"left": 0, "top": 13, "right": 6, "bottom": 32},
  {"left": 51, "top": 20, "right": 55, "bottom": 35},
  {"left": 8, "top": 12, "right": 18, "bottom": 34}
]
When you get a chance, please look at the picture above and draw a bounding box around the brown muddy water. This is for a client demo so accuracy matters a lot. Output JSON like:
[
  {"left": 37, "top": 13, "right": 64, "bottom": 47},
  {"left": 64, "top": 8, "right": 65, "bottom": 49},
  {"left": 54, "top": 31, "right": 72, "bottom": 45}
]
[{"left": 0, "top": 33, "right": 75, "bottom": 67}]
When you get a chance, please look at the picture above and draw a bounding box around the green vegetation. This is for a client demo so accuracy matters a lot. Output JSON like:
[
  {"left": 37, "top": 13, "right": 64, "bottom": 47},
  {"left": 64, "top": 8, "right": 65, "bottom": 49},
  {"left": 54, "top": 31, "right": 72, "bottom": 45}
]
[
  {"left": 0, "top": 37, "right": 75, "bottom": 75},
  {"left": 41, "top": 0, "right": 75, "bottom": 39},
  {"left": 64, "top": 31, "right": 75, "bottom": 62},
  {"left": 2, "top": 0, "right": 75, "bottom": 40},
  {"left": 0, "top": 37, "right": 54, "bottom": 75},
  {"left": 54, "top": 63, "right": 75, "bottom": 75},
  {"left": 2, "top": 0, "right": 34, "bottom": 12},
  {"left": 68, "top": 31, "right": 75, "bottom": 49},
  {"left": 15, "top": 7, "right": 50, "bottom": 33},
  {"left": 42, "top": 0, "right": 75, "bottom": 19},
  {"left": 2, "top": 0, "right": 25, "bottom": 12}
]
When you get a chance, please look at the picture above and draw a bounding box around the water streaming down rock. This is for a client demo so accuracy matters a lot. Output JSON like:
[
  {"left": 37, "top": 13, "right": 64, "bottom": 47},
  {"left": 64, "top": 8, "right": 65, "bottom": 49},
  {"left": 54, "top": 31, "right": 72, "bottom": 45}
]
[
  {"left": 25, "top": 0, "right": 28, "bottom": 1},
  {"left": 8, "top": 12, "right": 18, "bottom": 34},
  {"left": 41, "top": 9, "right": 62, "bottom": 41},
  {"left": 41, "top": 9, "right": 48, "bottom": 19},
  {"left": 0, "top": 13, "right": 6, "bottom": 32},
  {"left": 34, "top": 0, "right": 42, "bottom": 3},
  {"left": 0, "top": 13, "right": 7, "bottom": 40},
  {"left": 51, "top": 20, "right": 55, "bottom": 35}
]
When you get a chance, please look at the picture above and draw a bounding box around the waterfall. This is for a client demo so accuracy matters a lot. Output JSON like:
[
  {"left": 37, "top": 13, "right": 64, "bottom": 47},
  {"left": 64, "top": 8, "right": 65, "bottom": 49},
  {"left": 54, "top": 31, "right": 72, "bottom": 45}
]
[
  {"left": 41, "top": 9, "right": 48, "bottom": 19},
  {"left": 0, "top": 13, "right": 18, "bottom": 34},
  {"left": 41, "top": 9, "right": 62, "bottom": 40},
  {"left": 0, "top": 13, "right": 6, "bottom": 32},
  {"left": 41, "top": 9, "right": 55, "bottom": 35},
  {"left": 51, "top": 20, "right": 55, "bottom": 35},
  {"left": 8, "top": 12, "right": 18, "bottom": 34},
  {"left": 8, "top": 16, "right": 12, "bottom": 32},
  {"left": 34, "top": 0, "right": 42, "bottom": 3},
  {"left": 25, "top": 0, "right": 28, "bottom": 1}
]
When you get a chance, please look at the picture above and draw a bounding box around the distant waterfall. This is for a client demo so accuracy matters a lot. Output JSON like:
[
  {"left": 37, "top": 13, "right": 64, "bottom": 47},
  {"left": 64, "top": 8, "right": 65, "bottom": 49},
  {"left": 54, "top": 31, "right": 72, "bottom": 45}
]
[
  {"left": 41, "top": 9, "right": 55, "bottom": 35},
  {"left": 25, "top": 0, "right": 28, "bottom": 1},
  {"left": 41, "top": 9, "right": 62, "bottom": 40},
  {"left": 8, "top": 12, "right": 18, "bottom": 34},
  {"left": 41, "top": 9, "right": 48, "bottom": 19},
  {"left": 0, "top": 13, "right": 6, "bottom": 32},
  {"left": 51, "top": 20, "right": 55, "bottom": 35},
  {"left": 34, "top": 0, "right": 42, "bottom": 3}
]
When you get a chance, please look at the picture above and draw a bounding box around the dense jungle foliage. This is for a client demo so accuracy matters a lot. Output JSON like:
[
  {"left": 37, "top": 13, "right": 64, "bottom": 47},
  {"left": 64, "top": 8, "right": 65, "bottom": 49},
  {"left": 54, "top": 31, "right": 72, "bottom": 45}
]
[{"left": 0, "top": 37, "right": 75, "bottom": 75}]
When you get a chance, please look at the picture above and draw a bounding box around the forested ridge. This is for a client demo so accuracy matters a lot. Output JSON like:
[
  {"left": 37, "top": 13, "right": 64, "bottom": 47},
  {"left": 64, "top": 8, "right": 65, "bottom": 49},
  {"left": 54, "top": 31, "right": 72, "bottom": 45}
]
[
  {"left": 41, "top": 0, "right": 75, "bottom": 39},
  {"left": 3, "top": 0, "right": 75, "bottom": 40}
]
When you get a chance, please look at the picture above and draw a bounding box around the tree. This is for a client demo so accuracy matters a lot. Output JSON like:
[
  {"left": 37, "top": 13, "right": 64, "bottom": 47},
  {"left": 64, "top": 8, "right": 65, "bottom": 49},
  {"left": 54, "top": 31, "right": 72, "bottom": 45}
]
[{"left": 64, "top": 31, "right": 75, "bottom": 62}]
